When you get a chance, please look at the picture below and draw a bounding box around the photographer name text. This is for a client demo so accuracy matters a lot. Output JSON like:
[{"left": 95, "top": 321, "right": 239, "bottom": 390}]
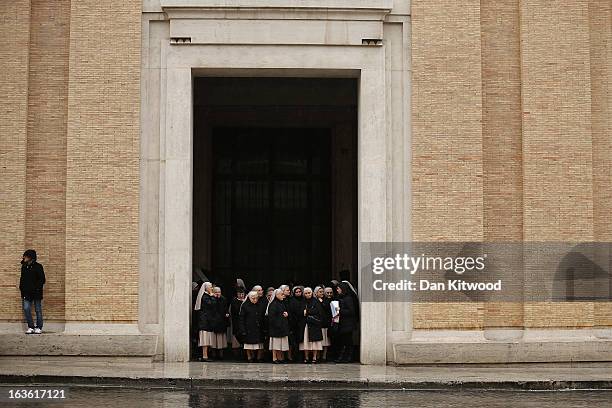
[{"left": 372, "top": 279, "right": 502, "bottom": 292}]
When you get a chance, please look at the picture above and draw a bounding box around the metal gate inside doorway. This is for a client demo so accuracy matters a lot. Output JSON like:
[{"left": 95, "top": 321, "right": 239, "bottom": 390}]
[{"left": 211, "top": 127, "right": 331, "bottom": 288}]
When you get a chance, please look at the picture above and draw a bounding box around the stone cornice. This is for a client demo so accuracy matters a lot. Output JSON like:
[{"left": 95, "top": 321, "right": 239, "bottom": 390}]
[
  {"left": 161, "top": 0, "right": 392, "bottom": 9},
  {"left": 161, "top": 0, "right": 393, "bottom": 20}
]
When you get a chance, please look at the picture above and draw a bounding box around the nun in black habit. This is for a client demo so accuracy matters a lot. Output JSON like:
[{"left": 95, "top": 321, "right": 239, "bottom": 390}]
[
  {"left": 288, "top": 285, "right": 306, "bottom": 360},
  {"left": 279, "top": 284, "right": 294, "bottom": 361},
  {"left": 212, "top": 286, "right": 230, "bottom": 359},
  {"left": 194, "top": 282, "right": 218, "bottom": 362},
  {"left": 239, "top": 290, "right": 265, "bottom": 363},
  {"left": 297, "top": 287, "right": 324, "bottom": 363},
  {"left": 229, "top": 288, "right": 246, "bottom": 356},
  {"left": 252, "top": 285, "right": 268, "bottom": 361},
  {"left": 266, "top": 288, "right": 290, "bottom": 363},
  {"left": 334, "top": 281, "right": 358, "bottom": 363},
  {"left": 315, "top": 286, "right": 332, "bottom": 361}
]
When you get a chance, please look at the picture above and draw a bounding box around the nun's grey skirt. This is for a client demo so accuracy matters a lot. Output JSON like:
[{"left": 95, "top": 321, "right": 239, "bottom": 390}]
[
  {"left": 198, "top": 330, "right": 216, "bottom": 347},
  {"left": 231, "top": 335, "right": 241, "bottom": 348},
  {"left": 269, "top": 336, "right": 289, "bottom": 351},
  {"left": 212, "top": 332, "right": 227, "bottom": 349},
  {"left": 243, "top": 342, "right": 264, "bottom": 350},
  {"left": 321, "top": 328, "right": 332, "bottom": 347},
  {"left": 299, "top": 325, "right": 323, "bottom": 351}
]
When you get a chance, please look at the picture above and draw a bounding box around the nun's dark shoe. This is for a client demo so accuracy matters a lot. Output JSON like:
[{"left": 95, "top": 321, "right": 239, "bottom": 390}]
[
  {"left": 273, "top": 360, "right": 283, "bottom": 364},
  {"left": 247, "top": 359, "right": 255, "bottom": 363},
  {"left": 198, "top": 357, "right": 211, "bottom": 362},
  {"left": 280, "top": 360, "right": 288, "bottom": 364}
]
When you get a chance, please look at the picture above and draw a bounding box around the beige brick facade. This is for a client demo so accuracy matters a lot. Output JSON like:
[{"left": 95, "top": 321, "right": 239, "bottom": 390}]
[
  {"left": 590, "top": 0, "right": 612, "bottom": 327},
  {"left": 0, "top": 1, "right": 610, "bottom": 334},
  {"left": 411, "top": 0, "right": 485, "bottom": 329},
  {"left": 519, "top": 0, "right": 595, "bottom": 328},
  {"left": 25, "top": 0, "right": 70, "bottom": 321},
  {"left": 480, "top": 0, "right": 524, "bottom": 328},
  {"left": 0, "top": 1, "right": 30, "bottom": 321},
  {"left": 64, "top": 1, "right": 140, "bottom": 321},
  {"left": 0, "top": 1, "right": 140, "bottom": 323},
  {"left": 411, "top": 0, "right": 611, "bottom": 329}
]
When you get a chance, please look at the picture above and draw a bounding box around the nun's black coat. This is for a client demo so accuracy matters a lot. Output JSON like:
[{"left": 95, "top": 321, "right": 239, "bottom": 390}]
[
  {"left": 213, "top": 295, "right": 230, "bottom": 334},
  {"left": 288, "top": 296, "right": 306, "bottom": 331},
  {"left": 320, "top": 297, "right": 332, "bottom": 329},
  {"left": 267, "top": 299, "right": 290, "bottom": 337},
  {"left": 257, "top": 297, "right": 269, "bottom": 337},
  {"left": 197, "top": 293, "right": 220, "bottom": 332},
  {"left": 230, "top": 297, "right": 243, "bottom": 337},
  {"left": 338, "top": 292, "right": 357, "bottom": 334},
  {"left": 238, "top": 300, "right": 265, "bottom": 344},
  {"left": 296, "top": 297, "right": 324, "bottom": 343}
]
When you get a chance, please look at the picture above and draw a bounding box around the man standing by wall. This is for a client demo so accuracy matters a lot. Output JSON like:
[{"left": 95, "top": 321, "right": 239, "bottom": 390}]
[{"left": 19, "top": 249, "right": 45, "bottom": 334}]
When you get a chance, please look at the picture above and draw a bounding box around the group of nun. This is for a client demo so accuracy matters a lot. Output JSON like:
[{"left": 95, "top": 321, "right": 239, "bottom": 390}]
[{"left": 193, "top": 280, "right": 359, "bottom": 363}]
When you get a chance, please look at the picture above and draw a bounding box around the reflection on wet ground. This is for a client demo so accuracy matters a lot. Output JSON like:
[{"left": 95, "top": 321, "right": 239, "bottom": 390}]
[{"left": 3, "top": 387, "right": 611, "bottom": 408}]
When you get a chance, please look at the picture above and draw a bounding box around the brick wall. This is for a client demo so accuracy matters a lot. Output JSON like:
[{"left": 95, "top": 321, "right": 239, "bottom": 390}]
[
  {"left": 25, "top": 0, "right": 71, "bottom": 321},
  {"left": 64, "top": 1, "right": 140, "bottom": 321},
  {"left": 589, "top": 0, "right": 612, "bottom": 327},
  {"left": 480, "top": 0, "right": 524, "bottom": 328},
  {"left": 412, "top": 0, "right": 612, "bottom": 329},
  {"left": 0, "top": 1, "right": 141, "bottom": 322},
  {"left": 520, "top": 0, "right": 595, "bottom": 328},
  {"left": 0, "top": 2, "right": 609, "bottom": 329},
  {"left": 0, "top": 1, "right": 30, "bottom": 321},
  {"left": 411, "top": 0, "right": 485, "bottom": 329}
]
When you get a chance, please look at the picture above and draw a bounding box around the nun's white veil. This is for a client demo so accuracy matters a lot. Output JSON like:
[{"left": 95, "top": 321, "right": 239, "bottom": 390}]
[
  {"left": 240, "top": 290, "right": 259, "bottom": 314},
  {"left": 265, "top": 288, "right": 283, "bottom": 316},
  {"left": 194, "top": 281, "right": 213, "bottom": 310}
]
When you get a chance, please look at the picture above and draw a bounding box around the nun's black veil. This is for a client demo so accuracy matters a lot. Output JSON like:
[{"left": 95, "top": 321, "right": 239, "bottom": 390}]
[{"left": 341, "top": 280, "right": 360, "bottom": 319}]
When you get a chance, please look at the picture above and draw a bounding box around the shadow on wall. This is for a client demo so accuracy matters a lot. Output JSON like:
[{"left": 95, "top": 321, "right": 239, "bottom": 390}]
[{"left": 554, "top": 245, "right": 612, "bottom": 302}]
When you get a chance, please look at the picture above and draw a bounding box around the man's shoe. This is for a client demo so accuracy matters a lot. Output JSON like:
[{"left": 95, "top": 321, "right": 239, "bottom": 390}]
[
  {"left": 25, "top": 328, "right": 34, "bottom": 334},
  {"left": 34, "top": 328, "right": 42, "bottom": 334}
]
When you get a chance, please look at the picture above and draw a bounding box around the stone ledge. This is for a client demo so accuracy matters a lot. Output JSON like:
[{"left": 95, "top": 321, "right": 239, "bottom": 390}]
[
  {"left": 1, "top": 359, "right": 610, "bottom": 390},
  {"left": 161, "top": 0, "right": 393, "bottom": 11},
  {"left": 0, "top": 334, "right": 159, "bottom": 357},
  {"left": 393, "top": 340, "right": 612, "bottom": 364},
  {"left": 161, "top": 0, "right": 393, "bottom": 21},
  {"left": 1, "top": 374, "right": 611, "bottom": 391}
]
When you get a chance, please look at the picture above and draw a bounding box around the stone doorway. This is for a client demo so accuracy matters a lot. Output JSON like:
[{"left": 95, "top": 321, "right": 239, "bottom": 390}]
[
  {"left": 143, "top": 4, "right": 401, "bottom": 362},
  {"left": 190, "top": 77, "right": 359, "bottom": 359}
]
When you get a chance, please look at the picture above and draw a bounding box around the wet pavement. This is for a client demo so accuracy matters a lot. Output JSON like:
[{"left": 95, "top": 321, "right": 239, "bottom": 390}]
[
  {"left": 1, "top": 358, "right": 612, "bottom": 390},
  {"left": 1, "top": 387, "right": 611, "bottom": 408}
]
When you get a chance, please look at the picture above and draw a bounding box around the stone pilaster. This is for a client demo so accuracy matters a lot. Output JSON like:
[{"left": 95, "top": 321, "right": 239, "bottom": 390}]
[
  {"left": 64, "top": 1, "right": 141, "bottom": 321},
  {"left": 0, "top": 1, "right": 30, "bottom": 321}
]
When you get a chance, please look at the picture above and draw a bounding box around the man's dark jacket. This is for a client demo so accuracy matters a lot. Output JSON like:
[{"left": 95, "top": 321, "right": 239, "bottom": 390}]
[{"left": 20, "top": 261, "right": 45, "bottom": 301}]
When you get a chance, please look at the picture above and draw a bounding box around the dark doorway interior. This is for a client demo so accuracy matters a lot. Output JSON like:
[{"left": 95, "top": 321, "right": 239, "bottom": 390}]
[
  {"left": 212, "top": 127, "right": 331, "bottom": 288},
  {"left": 192, "top": 76, "right": 357, "bottom": 293}
]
